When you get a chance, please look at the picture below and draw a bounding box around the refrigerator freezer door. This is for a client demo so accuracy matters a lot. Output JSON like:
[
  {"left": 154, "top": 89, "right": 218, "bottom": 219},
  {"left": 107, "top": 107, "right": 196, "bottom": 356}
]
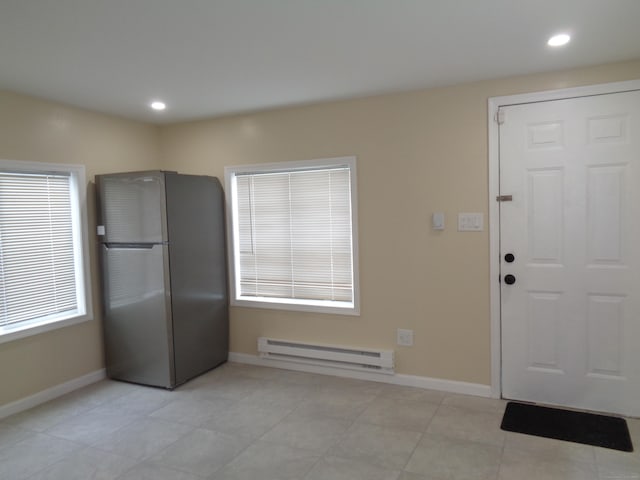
[
  {"left": 97, "top": 171, "right": 168, "bottom": 244},
  {"left": 101, "top": 244, "right": 174, "bottom": 387}
]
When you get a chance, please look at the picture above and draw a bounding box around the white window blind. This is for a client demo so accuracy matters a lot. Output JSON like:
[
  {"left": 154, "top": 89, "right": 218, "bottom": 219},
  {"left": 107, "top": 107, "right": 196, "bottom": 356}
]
[
  {"left": 0, "top": 171, "right": 82, "bottom": 329},
  {"left": 227, "top": 157, "right": 359, "bottom": 314}
]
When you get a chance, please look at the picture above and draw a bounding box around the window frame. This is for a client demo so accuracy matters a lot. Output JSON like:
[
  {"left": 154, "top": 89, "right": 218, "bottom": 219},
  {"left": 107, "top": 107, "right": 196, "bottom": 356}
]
[
  {"left": 225, "top": 156, "right": 360, "bottom": 316},
  {"left": 0, "top": 159, "right": 93, "bottom": 343}
]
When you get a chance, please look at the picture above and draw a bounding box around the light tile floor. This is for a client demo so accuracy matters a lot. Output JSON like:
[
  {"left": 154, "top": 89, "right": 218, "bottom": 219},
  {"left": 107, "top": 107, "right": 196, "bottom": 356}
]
[{"left": 1, "top": 363, "right": 638, "bottom": 480}]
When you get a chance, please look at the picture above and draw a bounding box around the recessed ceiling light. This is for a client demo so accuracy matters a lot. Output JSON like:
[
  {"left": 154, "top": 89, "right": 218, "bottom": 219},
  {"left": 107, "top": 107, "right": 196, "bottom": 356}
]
[
  {"left": 548, "top": 34, "right": 571, "bottom": 47},
  {"left": 150, "top": 101, "right": 166, "bottom": 111}
]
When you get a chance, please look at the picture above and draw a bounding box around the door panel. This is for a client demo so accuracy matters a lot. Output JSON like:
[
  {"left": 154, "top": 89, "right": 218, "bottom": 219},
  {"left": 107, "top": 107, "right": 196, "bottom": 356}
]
[
  {"left": 586, "top": 295, "right": 624, "bottom": 378},
  {"left": 527, "top": 169, "right": 563, "bottom": 263},
  {"left": 101, "top": 244, "right": 173, "bottom": 387},
  {"left": 500, "top": 90, "right": 640, "bottom": 416},
  {"left": 587, "top": 166, "right": 625, "bottom": 264},
  {"left": 526, "top": 291, "right": 563, "bottom": 372},
  {"left": 97, "top": 171, "right": 167, "bottom": 243}
]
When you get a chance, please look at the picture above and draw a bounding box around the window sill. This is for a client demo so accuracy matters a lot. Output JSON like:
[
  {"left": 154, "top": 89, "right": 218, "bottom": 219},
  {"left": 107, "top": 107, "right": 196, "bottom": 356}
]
[
  {"left": 231, "top": 296, "right": 360, "bottom": 316},
  {"left": 0, "top": 313, "right": 94, "bottom": 345}
]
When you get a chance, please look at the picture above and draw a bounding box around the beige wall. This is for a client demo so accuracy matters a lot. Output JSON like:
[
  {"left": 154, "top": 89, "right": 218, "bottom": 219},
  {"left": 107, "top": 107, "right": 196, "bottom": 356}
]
[
  {"left": 1, "top": 59, "right": 639, "bottom": 408},
  {"left": 0, "top": 91, "right": 160, "bottom": 406},
  {"left": 160, "top": 60, "right": 640, "bottom": 386}
]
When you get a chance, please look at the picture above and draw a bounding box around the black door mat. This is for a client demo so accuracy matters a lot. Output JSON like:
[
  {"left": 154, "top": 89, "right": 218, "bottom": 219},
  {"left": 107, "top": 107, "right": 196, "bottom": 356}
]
[{"left": 500, "top": 401, "right": 633, "bottom": 452}]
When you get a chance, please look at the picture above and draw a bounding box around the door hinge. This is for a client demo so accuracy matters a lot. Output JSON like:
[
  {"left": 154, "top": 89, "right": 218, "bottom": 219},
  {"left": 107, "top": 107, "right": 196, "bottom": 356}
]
[
  {"left": 495, "top": 109, "right": 505, "bottom": 125},
  {"left": 496, "top": 195, "right": 513, "bottom": 202}
]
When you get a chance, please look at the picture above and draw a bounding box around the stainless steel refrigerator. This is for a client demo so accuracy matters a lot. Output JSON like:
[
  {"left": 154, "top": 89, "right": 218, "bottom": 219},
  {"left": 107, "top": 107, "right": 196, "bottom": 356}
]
[{"left": 96, "top": 171, "right": 228, "bottom": 389}]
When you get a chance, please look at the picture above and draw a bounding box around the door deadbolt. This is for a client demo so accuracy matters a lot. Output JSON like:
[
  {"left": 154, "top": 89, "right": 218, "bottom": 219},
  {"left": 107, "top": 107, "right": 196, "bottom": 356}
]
[
  {"left": 505, "top": 253, "right": 515, "bottom": 263},
  {"left": 504, "top": 274, "right": 516, "bottom": 285}
]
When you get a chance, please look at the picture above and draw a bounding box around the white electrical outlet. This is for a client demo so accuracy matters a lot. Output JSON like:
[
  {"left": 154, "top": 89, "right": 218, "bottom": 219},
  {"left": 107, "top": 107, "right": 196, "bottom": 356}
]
[{"left": 397, "top": 329, "right": 414, "bottom": 346}]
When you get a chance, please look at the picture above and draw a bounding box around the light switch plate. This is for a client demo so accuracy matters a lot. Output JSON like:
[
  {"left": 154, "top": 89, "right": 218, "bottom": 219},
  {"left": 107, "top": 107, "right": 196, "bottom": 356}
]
[
  {"left": 458, "top": 213, "right": 484, "bottom": 231},
  {"left": 432, "top": 212, "right": 445, "bottom": 230}
]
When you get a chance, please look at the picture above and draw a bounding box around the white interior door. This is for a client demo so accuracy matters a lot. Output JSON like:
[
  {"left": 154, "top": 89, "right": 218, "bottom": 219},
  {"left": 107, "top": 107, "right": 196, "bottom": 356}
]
[{"left": 500, "top": 90, "right": 640, "bottom": 417}]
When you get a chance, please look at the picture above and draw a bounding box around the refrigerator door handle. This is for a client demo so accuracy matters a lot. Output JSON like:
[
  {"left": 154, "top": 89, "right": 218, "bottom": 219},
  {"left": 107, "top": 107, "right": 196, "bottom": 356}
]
[{"left": 103, "top": 243, "right": 163, "bottom": 250}]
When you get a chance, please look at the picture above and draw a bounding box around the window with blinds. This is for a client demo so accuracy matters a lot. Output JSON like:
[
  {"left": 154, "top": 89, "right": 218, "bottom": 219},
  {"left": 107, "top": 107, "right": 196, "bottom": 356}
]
[
  {"left": 0, "top": 160, "right": 91, "bottom": 342},
  {"left": 226, "top": 157, "right": 359, "bottom": 315}
]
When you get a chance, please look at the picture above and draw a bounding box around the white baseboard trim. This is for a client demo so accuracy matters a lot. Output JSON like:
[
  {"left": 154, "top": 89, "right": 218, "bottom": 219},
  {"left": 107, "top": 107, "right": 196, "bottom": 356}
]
[
  {"left": 229, "top": 352, "right": 491, "bottom": 398},
  {"left": 0, "top": 369, "right": 106, "bottom": 420}
]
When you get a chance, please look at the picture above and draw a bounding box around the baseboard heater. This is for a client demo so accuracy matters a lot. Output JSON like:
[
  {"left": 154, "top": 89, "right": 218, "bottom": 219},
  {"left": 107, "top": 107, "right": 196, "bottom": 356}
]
[{"left": 257, "top": 337, "right": 395, "bottom": 374}]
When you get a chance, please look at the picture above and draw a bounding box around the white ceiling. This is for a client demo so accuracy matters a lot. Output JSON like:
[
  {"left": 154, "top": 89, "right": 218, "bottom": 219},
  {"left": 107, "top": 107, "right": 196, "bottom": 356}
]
[{"left": 1, "top": 0, "right": 640, "bottom": 124}]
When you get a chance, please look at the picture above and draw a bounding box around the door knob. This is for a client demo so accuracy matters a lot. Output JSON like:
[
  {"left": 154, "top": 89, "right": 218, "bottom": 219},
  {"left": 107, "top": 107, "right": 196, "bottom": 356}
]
[
  {"left": 505, "top": 253, "right": 515, "bottom": 263},
  {"left": 504, "top": 274, "right": 516, "bottom": 285}
]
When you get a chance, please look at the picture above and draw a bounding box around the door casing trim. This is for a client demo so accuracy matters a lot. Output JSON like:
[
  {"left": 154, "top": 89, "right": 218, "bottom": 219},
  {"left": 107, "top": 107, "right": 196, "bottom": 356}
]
[{"left": 487, "top": 79, "right": 640, "bottom": 399}]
